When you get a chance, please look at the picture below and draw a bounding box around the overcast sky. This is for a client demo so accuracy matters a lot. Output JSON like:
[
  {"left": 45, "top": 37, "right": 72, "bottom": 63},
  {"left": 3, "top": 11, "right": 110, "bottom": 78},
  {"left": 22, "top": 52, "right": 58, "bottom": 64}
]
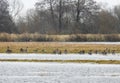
[{"left": 19, "top": 0, "right": 120, "bottom": 15}]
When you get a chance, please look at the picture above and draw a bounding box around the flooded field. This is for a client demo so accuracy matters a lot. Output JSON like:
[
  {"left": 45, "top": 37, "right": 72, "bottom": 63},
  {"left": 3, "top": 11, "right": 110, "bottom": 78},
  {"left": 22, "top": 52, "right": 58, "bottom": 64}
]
[
  {"left": 0, "top": 54, "right": 120, "bottom": 60},
  {"left": 0, "top": 62, "right": 120, "bottom": 83}
]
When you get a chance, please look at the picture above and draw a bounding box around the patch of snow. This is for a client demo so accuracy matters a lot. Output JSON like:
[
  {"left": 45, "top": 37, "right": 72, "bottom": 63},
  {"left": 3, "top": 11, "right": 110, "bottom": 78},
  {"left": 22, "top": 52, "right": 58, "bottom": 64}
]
[
  {"left": 0, "top": 54, "right": 120, "bottom": 60},
  {"left": 54, "top": 42, "right": 120, "bottom": 45},
  {"left": 0, "top": 62, "right": 120, "bottom": 83}
]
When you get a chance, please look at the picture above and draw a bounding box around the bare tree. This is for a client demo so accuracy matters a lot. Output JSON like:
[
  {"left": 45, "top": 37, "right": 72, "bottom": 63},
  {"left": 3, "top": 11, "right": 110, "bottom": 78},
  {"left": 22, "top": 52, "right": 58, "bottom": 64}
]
[
  {"left": 16, "top": 16, "right": 28, "bottom": 33},
  {"left": 26, "top": 0, "right": 100, "bottom": 34},
  {"left": 9, "top": 0, "right": 24, "bottom": 20},
  {"left": 0, "top": 0, "right": 17, "bottom": 33},
  {"left": 114, "top": 6, "right": 120, "bottom": 20},
  {"left": 97, "top": 10, "right": 119, "bottom": 34}
]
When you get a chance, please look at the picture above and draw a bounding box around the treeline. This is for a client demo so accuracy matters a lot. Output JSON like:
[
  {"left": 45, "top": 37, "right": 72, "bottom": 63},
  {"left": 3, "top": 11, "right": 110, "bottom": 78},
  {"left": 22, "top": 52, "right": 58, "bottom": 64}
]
[
  {"left": 0, "top": 0, "right": 120, "bottom": 34},
  {"left": 16, "top": 0, "right": 120, "bottom": 34}
]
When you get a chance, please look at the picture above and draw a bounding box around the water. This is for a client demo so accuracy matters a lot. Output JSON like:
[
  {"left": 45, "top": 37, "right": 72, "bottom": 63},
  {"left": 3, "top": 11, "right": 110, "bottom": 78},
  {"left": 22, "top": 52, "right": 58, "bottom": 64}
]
[{"left": 0, "top": 62, "right": 120, "bottom": 83}]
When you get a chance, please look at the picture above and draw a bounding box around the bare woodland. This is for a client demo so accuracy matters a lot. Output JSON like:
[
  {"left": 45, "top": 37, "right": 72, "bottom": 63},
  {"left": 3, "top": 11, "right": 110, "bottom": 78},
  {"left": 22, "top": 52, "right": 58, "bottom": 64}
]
[{"left": 0, "top": 0, "right": 120, "bottom": 34}]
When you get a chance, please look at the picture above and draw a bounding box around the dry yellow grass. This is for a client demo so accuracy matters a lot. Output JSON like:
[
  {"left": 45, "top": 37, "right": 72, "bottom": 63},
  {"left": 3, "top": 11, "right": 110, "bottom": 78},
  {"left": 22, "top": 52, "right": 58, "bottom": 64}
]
[
  {"left": 0, "top": 59, "right": 120, "bottom": 64},
  {"left": 0, "top": 42, "right": 120, "bottom": 53},
  {"left": 0, "top": 33, "right": 120, "bottom": 42}
]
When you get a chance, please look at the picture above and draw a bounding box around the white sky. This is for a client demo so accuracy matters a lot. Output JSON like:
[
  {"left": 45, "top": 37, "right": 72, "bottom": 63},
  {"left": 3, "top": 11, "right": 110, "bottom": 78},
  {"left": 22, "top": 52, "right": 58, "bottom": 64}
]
[
  {"left": 20, "top": 0, "right": 37, "bottom": 10},
  {"left": 96, "top": 0, "right": 120, "bottom": 8},
  {"left": 19, "top": 0, "right": 120, "bottom": 15}
]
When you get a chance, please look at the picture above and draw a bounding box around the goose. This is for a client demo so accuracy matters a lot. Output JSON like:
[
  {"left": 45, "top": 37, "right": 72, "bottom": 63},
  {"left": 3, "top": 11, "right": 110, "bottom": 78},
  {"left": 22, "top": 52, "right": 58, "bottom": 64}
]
[{"left": 6, "top": 46, "right": 12, "bottom": 53}]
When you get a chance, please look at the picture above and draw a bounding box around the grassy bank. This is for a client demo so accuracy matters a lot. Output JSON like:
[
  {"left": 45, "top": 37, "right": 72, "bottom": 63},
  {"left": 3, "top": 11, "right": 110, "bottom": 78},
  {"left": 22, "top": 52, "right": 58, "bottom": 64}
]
[
  {"left": 0, "top": 33, "right": 120, "bottom": 42},
  {"left": 0, "top": 59, "right": 120, "bottom": 64},
  {"left": 0, "top": 42, "right": 120, "bottom": 53}
]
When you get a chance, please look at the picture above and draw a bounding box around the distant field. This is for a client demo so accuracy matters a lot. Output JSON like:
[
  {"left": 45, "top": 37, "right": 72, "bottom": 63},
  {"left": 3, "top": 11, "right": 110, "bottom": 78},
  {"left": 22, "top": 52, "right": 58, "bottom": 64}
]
[{"left": 0, "top": 42, "right": 120, "bottom": 53}]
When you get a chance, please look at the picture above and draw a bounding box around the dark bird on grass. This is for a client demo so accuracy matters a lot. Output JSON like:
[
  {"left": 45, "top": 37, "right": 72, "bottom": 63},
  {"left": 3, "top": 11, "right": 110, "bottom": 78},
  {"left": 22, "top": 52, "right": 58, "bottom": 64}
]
[
  {"left": 6, "top": 46, "right": 12, "bottom": 53},
  {"left": 112, "top": 50, "right": 115, "bottom": 55},
  {"left": 53, "top": 49, "right": 59, "bottom": 54},
  {"left": 64, "top": 49, "right": 68, "bottom": 54},
  {"left": 59, "top": 50, "right": 62, "bottom": 55},
  {"left": 102, "top": 50, "right": 107, "bottom": 55},
  {"left": 88, "top": 50, "right": 92, "bottom": 55},
  {"left": 94, "top": 50, "right": 98, "bottom": 54},
  {"left": 79, "top": 50, "right": 85, "bottom": 54},
  {"left": 20, "top": 48, "right": 24, "bottom": 53}
]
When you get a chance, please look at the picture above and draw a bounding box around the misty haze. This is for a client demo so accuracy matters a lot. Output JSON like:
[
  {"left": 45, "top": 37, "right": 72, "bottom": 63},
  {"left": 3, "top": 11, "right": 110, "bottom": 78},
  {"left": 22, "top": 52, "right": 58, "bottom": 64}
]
[{"left": 0, "top": 0, "right": 120, "bottom": 83}]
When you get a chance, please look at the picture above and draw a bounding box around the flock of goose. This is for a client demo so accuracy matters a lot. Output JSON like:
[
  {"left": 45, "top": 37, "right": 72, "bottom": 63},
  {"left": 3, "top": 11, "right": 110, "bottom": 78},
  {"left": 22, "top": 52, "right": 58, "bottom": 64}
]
[{"left": 5, "top": 46, "right": 116, "bottom": 55}]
